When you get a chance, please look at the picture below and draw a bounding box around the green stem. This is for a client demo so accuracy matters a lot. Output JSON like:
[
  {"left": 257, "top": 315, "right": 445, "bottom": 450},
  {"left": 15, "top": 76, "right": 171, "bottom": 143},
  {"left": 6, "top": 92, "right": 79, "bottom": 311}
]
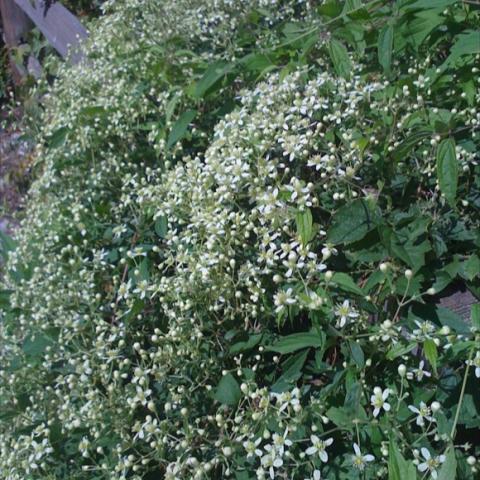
[{"left": 450, "top": 348, "right": 475, "bottom": 439}]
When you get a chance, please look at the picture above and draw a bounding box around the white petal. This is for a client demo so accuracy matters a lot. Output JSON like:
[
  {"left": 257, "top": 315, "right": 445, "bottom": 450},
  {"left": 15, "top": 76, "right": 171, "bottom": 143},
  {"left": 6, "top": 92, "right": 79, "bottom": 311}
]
[
  {"left": 364, "top": 454, "right": 374, "bottom": 462},
  {"left": 320, "top": 450, "right": 328, "bottom": 463},
  {"left": 306, "top": 447, "right": 317, "bottom": 456},
  {"left": 418, "top": 462, "right": 428, "bottom": 472},
  {"left": 353, "top": 443, "right": 361, "bottom": 456},
  {"left": 383, "top": 402, "right": 391, "bottom": 412},
  {"left": 325, "top": 437, "right": 334, "bottom": 447},
  {"left": 421, "top": 448, "right": 431, "bottom": 460}
]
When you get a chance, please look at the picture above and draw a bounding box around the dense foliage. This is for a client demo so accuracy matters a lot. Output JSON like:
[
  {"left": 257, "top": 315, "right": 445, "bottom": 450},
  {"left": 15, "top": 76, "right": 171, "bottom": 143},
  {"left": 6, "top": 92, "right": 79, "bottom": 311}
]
[{"left": 0, "top": 0, "right": 479, "bottom": 479}]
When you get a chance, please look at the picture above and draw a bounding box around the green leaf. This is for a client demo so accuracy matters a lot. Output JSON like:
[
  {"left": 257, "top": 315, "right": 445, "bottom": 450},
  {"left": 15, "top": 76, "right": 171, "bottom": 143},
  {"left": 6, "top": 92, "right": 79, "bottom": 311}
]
[
  {"left": 229, "top": 334, "right": 263, "bottom": 355},
  {"left": 392, "top": 128, "right": 432, "bottom": 162},
  {"left": 266, "top": 332, "right": 325, "bottom": 354},
  {"left": 386, "top": 342, "right": 416, "bottom": 360},
  {"left": 445, "top": 30, "right": 480, "bottom": 66},
  {"left": 23, "top": 332, "right": 55, "bottom": 358},
  {"left": 48, "top": 127, "right": 69, "bottom": 149},
  {"left": 460, "top": 254, "right": 480, "bottom": 282},
  {"left": 296, "top": 208, "right": 313, "bottom": 245},
  {"left": 403, "top": 0, "right": 457, "bottom": 10},
  {"left": 437, "top": 447, "right": 457, "bottom": 480},
  {"left": 378, "top": 24, "right": 394, "bottom": 74},
  {"left": 436, "top": 139, "right": 458, "bottom": 206},
  {"left": 471, "top": 304, "right": 480, "bottom": 330},
  {"left": 214, "top": 373, "right": 241, "bottom": 406},
  {"left": 166, "top": 109, "right": 197, "bottom": 149},
  {"left": 328, "top": 39, "right": 352, "bottom": 78},
  {"left": 424, "top": 339, "right": 438, "bottom": 375},
  {"left": 349, "top": 341, "right": 365, "bottom": 368},
  {"left": 388, "top": 438, "right": 417, "bottom": 480},
  {"left": 193, "top": 61, "right": 235, "bottom": 98},
  {"left": 332, "top": 272, "right": 365, "bottom": 296},
  {"left": 328, "top": 199, "right": 379, "bottom": 244},
  {"left": 0, "top": 230, "right": 16, "bottom": 261},
  {"left": 154, "top": 215, "right": 168, "bottom": 238},
  {"left": 326, "top": 406, "right": 353, "bottom": 429}
]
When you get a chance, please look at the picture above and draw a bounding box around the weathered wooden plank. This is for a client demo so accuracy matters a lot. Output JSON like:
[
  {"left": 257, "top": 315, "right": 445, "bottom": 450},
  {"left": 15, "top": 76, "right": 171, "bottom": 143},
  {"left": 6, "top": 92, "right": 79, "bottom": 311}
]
[
  {"left": 0, "top": 0, "right": 32, "bottom": 82},
  {"left": 14, "top": 0, "right": 88, "bottom": 63}
]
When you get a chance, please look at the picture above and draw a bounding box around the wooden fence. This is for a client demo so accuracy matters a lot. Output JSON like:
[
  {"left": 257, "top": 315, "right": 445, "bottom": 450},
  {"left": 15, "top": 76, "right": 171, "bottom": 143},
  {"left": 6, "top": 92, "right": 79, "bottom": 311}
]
[{"left": 0, "top": 0, "right": 87, "bottom": 83}]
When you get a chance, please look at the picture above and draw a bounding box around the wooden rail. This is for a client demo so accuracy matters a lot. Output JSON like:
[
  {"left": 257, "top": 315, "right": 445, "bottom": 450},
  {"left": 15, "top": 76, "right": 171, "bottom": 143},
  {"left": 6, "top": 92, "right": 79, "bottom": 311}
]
[{"left": 0, "top": 0, "right": 87, "bottom": 83}]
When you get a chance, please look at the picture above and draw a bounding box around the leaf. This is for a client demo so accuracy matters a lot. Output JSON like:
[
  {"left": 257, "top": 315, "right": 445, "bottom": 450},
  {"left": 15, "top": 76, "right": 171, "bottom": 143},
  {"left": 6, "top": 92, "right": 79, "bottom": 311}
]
[
  {"left": 392, "top": 128, "right": 432, "bottom": 162},
  {"left": 326, "top": 406, "right": 353, "bottom": 429},
  {"left": 437, "top": 447, "right": 457, "bottom": 480},
  {"left": 271, "top": 349, "right": 309, "bottom": 392},
  {"left": 48, "top": 127, "right": 69, "bottom": 149},
  {"left": 328, "top": 39, "right": 352, "bottom": 78},
  {"left": 386, "top": 342, "right": 416, "bottom": 360},
  {"left": 460, "top": 254, "right": 480, "bottom": 282},
  {"left": 445, "top": 30, "right": 480, "bottom": 66},
  {"left": 0, "top": 230, "right": 16, "bottom": 261},
  {"left": 296, "top": 208, "right": 313, "bottom": 245},
  {"left": 266, "top": 332, "right": 325, "bottom": 354},
  {"left": 424, "top": 339, "right": 438, "bottom": 375},
  {"left": 166, "top": 109, "right": 197, "bottom": 149},
  {"left": 229, "top": 334, "right": 263, "bottom": 355},
  {"left": 349, "top": 341, "right": 365, "bottom": 368},
  {"left": 403, "top": 0, "right": 457, "bottom": 9},
  {"left": 193, "top": 61, "right": 235, "bottom": 98},
  {"left": 23, "top": 332, "right": 55, "bottom": 358},
  {"left": 154, "top": 216, "right": 168, "bottom": 238},
  {"left": 332, "top": 272, "right": 365, "bottom": 296},
  {"left": 388, "top": 438, "right": 417, "bottom": 480},
  {"left": 327, "top": 199, "right": 379, "bottom": 245},
  {"left": 472, "top": 304, "right": 480, "bottom": 330},
  {"left": 214, "top": 373, "right": 241, "bottom": 406},
  {"left": 378, "top": 24, "right": 394, "bottom": 74},
  {"left": 436, "top": 139, "right": 458, "bottom": 206}
]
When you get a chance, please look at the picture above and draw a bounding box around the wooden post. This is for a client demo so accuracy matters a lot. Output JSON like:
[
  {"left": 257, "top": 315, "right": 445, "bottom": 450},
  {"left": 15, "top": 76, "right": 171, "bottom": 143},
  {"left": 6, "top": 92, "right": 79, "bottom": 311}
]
[
  {"left": 0, "top": 0, "right": 32, "bottom": 83},
  {"left": 14, "top": 0, "right": 88, "bottom": 64}
]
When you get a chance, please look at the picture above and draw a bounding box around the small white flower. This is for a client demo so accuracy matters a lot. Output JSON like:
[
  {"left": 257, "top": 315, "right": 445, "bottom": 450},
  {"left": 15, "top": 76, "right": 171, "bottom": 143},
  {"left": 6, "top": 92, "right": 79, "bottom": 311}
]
[
  {"left": 273, "top": 288, "right": 296, "bottom": 314},
  {"left": 305, "top": 435, "right": 333, "bottom": 462},
  {"left": 352, "top": 443, "right": 374, "bottom": 471},
  {"left": 272, "top": 428, "right": 292, "bottom": 456},
  {"left": 407, "top": 361, "right": 432, "bottom": 382},
  {"left": 467, "top": 351, "right": 480, "bottom": 378},
  {"left": 408, "top": 401, "right": 435, "bottom": 427},
  {"left": 370, "top": 387, "right": 391, "bottom": 417},
  {"left": 243, "top": 437, "right": 262, "bottom": 459},
  {"left": 271, "top": 387, "right": 300, "bottom": 412},
  {"left": 334, "top": 300, "right": 359, "bottom": 328},
  {"left": 417, "top": 448, "right": 445, "bottom": 479}
]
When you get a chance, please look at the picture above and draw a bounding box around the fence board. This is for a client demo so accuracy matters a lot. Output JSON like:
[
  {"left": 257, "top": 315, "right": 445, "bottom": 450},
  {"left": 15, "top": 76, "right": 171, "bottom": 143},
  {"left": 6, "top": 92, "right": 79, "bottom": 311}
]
[
  {"left": 14, "top": 0, "right": 88, "bottom": 63},
  {"left": 0, "top": 0, "right": 32, "bottom": 82}
]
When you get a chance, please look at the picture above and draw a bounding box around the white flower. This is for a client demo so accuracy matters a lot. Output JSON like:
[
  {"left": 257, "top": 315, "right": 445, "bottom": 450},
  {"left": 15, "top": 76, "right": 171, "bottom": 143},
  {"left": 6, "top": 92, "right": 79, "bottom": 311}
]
[
  {"left": 370, "top": 387, "right": 391, "bottom": 417},
  {"left": 305, "top": 435, "right": 333, "bottom": 462},
  {"left": 334, "top": 300, "right": 359, "bottom": 328},
  {"left": 467, "top": 351, "right": 480, "bottom": 378},
  {"left": 117, "top": 280, "right": 132, "bottom": 300},
  {"left": 273, "top": 288, "right": 296, "bottom": 314},
  {"left": 261, "top": 447, "right": 283, "bottom": 480},
  {"left": 408, "top": 401, "right": 435, "bottom": 427},
  {"left": 352, "top": 443, "right": 374, "bottom": 470},
  {"left": 243, "top": 437, "right": 262, "bottom": 459},
  {"left": 271, "top": 387, "right": 300, "bottom": 412},
  {"left": 417, "top": 448, "right": 446, "bottom": 479},
  {"left": 272, "top": 428, "right": 292, "bottom": 456},
  {"left": 407, "top": 361, "right": 432, "bottom": 382}
]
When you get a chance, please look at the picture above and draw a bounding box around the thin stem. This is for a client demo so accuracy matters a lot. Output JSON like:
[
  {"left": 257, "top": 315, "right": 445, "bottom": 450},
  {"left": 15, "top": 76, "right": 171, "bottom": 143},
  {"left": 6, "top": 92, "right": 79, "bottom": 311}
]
[{"left": 450, "top": 348, "right": 475, "bottom": 439}]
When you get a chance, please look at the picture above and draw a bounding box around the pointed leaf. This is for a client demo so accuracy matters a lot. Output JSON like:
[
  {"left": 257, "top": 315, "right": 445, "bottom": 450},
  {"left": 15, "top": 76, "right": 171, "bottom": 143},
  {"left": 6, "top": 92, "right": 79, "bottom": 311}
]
[
  {"left": 328, "top": 39, "right": 352, "bottom": 78},
  {"left": 436, "top": 139, "right": 458, "bottom": 206},
  {"left": 378, "top": 24, "right": 394, "bottom": 74}
]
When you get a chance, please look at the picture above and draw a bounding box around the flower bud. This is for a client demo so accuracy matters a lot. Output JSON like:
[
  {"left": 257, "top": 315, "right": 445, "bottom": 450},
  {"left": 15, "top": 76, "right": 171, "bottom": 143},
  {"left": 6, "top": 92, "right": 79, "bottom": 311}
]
[{"left": 398, "top": 364, "right": 407, "bottom": 377}]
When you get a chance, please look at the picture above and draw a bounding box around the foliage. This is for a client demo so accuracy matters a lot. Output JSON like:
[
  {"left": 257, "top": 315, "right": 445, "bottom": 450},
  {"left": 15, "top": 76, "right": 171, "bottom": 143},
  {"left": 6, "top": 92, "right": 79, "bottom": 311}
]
[{"left": 0, "top": 0, "right": 479, "bottom": 479}]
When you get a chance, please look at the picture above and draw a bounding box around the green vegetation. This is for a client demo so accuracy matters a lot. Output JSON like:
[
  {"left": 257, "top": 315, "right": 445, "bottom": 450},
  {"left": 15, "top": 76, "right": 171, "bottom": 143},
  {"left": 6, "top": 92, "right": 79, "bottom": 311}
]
[{"left": 0, "top": 0, "right": 479, "bottom": 479}]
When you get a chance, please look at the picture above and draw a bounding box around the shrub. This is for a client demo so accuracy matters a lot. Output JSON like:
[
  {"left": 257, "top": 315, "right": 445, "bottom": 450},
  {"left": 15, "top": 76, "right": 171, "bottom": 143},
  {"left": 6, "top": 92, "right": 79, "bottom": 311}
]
[{"left": 0, "top": 0, "right": 479, "bottom": 479}]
